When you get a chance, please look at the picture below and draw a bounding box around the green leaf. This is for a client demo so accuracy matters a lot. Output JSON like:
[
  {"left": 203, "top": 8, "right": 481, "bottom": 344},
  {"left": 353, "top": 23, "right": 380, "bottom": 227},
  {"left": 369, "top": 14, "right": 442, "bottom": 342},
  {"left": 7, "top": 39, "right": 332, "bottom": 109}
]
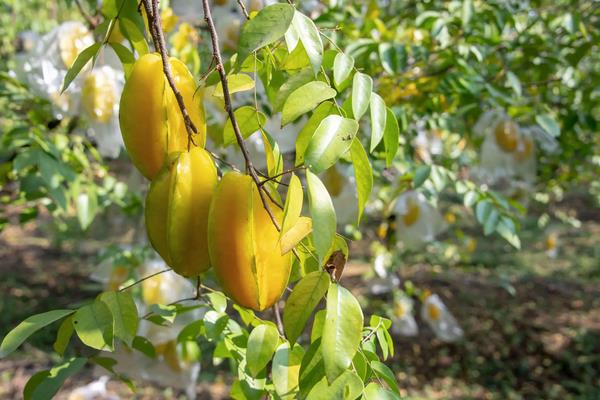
[
  {"left": 371, "top": 361, "right": 400, "bottom": 396},
  {"left": 351, "top": 72, "right": 373, "bottom": 119},
  {"left": 283, "top": 271, "right": 330, "bottom": 344},
  {"left": 75, "top": 187, "right": 98, "bottom": 230},
  {"left": 333, "top": 52, "right": 354, "bottom": 89},
  {"left": 238, "top": 3, "right": 295, "bottom": 64},
  {"left": 475, "top": 199, "right": 492, "bottom": 225},
  {"left": 61, "top": 42, "right": 101, "bottom": 93},
  {"left": 535, "top": 114, "right": 560, "bottom": 137},
  {"left": 306, "top": 370, "right": 363, "bottom": 400},
  {"left": 383, "top": 108, "right": 400, "bottom": 167},
  {"left": 23, "top": 357, "right": 87, "bottom": 400},
  {"left": 306, "top": 170, "right": 337, "bottom": 262},
  {"left": 213, "top": 74, "right": 255, "bottom": 98},
  {"left": 299, "top": 338, "right": 325, "bottom": 398},
  {"left": 272, "top": 342, "right": 305, "bottom": 399},
  {"left": 108, "top": 42, "right": 135, "bottom": 79},
  {"left": 462, "top": 0, "right": 473, "bottom": 27},
  {"left": 274, "top": 69, "right": 314, "bottom": 111},
  {"left": 246, "top": 324, "right": 280, "bottom": 377},
  {"left": 223, "top": 106, "right": 267, "bottom": 146},
  {"left": 295, "top": 101, "right": 339, "bottom": 166},
  {"left": 288, "top": 11, "right": 323, "bottom": 74},
  {"left": 364, "top": 382, "right": 400, "bottom": 400},
  {"left": 207, "top": 291, "right": 228, "bottom": 313},
  {"left": 53, "top": 316, "right": 74, "bottom": 357},
  {"left": 506, "top": 71, "right": 522, "bottom": 97},
  {"left": 73, "top": 300, "right": 114, "bottom": 351},
  {"left": 282, "top": 81, "right": 337, "bottom": 126},
  {"left": 497, "top": 216, "right": 521, "bottom": 249},
  {"left": 369, "top": 93, "right": 387, "bottom": 152},
  {"left": 119, "top": 17, "right": 149, "bottom": 57},
  {"left": 281, "top": 174, "right": 304, "bottom": 237},
  {"left": 1, "top": 309, "right": 74, "bottom": 358},
  {"left": 99, "top": 291, "right": 138, "bottom": 346},
  {"left": 321, "top": 284, "right": 364, "bottom": 383},
  {"left": 350, "top": 138, "right": 373, "bottom": 224},
  {"left": 303, "top": 115, "right": 359, "bottom": 173},
  {"left": 414, "top": 165, "right": 431, "bottom": 188},
  {"left": 311, "top": 310, "right": 326, "bottom": 343},
  {"left": 132, "top": 336, "right": 156, "bottom": 358}
]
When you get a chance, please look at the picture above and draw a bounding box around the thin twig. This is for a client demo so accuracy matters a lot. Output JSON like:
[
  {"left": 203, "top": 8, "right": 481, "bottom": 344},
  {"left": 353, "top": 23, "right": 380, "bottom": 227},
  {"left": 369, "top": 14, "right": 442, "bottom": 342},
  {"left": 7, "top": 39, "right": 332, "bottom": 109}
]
[
  {"left": 273, "top": 303, "right": 285, "bottom": 336},
  {"left": 143, "top": 0, "right": 198, "bottom": 150},
  {"left": 119, "top": 267, "right": 172, "bottom": 292},
  {"left": 236, "top": 0, "right": 250, "bottom": 20},
  {"left": 74, "top": 0, "right": 98, "bottom": 29},
  {"left": 259, "top": 165, "right": 305, "bottom": 186}
]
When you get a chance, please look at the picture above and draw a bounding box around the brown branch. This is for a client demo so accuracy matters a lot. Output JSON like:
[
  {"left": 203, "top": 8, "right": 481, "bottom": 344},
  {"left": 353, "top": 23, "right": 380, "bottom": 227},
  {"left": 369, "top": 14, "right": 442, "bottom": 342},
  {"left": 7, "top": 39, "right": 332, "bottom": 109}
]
[
  {"left": 273, "top": 303, "right": 285, "bottom": 336},
  {"left": 236, "top": 0, "right": 250, "bottom": 20},
  {"left": 74, "top": 0, "right": 98, "bottom": 29},
  {"left": 142, "top": 0, "right": 198, "bottom": 150},
  {"left": 259, "top": 165, "right": 305, "bottom": 187},
  {"left": 201, "top": 0, "right": 281, "bottom": 232}
]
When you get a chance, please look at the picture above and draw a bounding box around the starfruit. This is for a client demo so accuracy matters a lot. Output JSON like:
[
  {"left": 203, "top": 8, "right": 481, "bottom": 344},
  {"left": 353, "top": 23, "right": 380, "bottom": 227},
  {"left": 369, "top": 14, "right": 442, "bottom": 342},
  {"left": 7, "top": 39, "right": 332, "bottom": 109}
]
[
  {"left": 119, "top": 53, "right": 206, "bottom": 179},
  {"left": 494, "top": 120, "right": 519, "bottom": 152},
  {"left": 145, "top": 147, "right": 217, "bottom": 277},
  {"left": 208, "top": 172, "right": 292, "bottom": 311}
]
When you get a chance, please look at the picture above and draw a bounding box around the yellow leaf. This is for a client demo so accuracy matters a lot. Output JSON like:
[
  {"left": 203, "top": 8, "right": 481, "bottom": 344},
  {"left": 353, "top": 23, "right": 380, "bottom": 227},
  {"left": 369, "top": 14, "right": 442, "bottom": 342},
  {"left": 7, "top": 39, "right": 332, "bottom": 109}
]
[
  {"left": 280, "top": 217, "right": 312, "bottom": 255},
  {"left": 280, "top": 174, "right": 303, "bottom": 239}
]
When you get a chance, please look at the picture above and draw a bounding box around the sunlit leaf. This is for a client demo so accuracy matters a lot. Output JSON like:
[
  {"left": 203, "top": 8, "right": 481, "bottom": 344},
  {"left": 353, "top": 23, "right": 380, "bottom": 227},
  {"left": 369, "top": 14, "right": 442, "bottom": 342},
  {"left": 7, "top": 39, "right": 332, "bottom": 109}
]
[
  {"left": 1, "top": 309, "right": 74, "bottom": 358},
  {"left": 61, "top": 42, "right": 101, "bottom": 93},
  {"left": 288, "top": 11, "right": 323, "bottom": 74},
  {"left": 99, "top": 291, "right": 138, "bottom": 346},
  {"left": 24, "top": 357, "right": 87, "bottom": 400},
  {"left": 283, "top": 271, "right": 330, "bottom": 344},
  {"left": 272, "top": 342, "right": 305, "bottom": 398},
  {"left": 295, "top": 101, "right": 340, "bottom": 166},
  {"left": 351, "top": 72, "right": 373, "bottom": 119},
  {"left": 223, "top": 106, "right": 267, "bottom": 146},
  {"left": 303, "top": 115, "right": 359, "bottom": 173},
  {"left": 350, "top": 138, "right": 373, "bottom": 224},
  {"left": 246, "top": 324, "right": 280, "bottom": 377},
  {"left": 73, "top": 300, "right": 114, "bottom": 351},
  {"left": 282, "top": 81, "right": 337, "bottom": 126},
  {"left": 306, "top": 170, "right": 336, "bottom": 262},
  {"left": 280, "top": 216, "right": 312, "bottom": 254},
  {"left": 383, "top": 108, "right": 400, "bottom": 167},
  {"left": 213, "top": 74, "right": 255, "bottom": 98},
  {"left": 321, "top": 284, "right": 364, "bottom": 383},
  {"left": 238, "top": 3, "right": 295, "bottom": 64},
  {"left": 333, "top": 52, "right": 354, "bottom": 89}
]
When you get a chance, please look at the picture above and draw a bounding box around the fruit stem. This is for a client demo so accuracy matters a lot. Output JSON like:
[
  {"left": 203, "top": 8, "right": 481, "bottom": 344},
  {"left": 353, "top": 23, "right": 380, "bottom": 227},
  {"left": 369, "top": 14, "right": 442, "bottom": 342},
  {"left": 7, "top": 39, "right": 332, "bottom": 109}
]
[
  {"left": 118, "top": 267, "right": 172, "bottom": 292},
  {"left": 142, "top": 0, "right": 199, "bottom": 150}
]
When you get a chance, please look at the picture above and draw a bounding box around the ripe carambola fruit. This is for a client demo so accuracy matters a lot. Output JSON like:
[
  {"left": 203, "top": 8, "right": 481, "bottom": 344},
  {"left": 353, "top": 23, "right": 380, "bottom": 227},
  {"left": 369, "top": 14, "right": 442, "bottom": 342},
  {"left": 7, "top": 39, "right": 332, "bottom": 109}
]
[
  {"left": 494, "top": 120, "right": 519, "bottom": 152},
  {"left": 119, "top": 53, "right": 206, "bottom": 179},
  {"left": 208, "top": 172, "right": 292, "bottom": 311},
  {"left": 145, "top": 147, "right": 217, "bottom": 277}
]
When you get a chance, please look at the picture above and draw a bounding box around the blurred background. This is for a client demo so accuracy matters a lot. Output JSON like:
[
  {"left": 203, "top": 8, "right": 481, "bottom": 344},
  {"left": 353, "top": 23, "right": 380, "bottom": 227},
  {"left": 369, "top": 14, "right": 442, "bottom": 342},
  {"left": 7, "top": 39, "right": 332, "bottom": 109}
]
[{"left": 1, "top": 0, "right": 599, "bottom": 399}]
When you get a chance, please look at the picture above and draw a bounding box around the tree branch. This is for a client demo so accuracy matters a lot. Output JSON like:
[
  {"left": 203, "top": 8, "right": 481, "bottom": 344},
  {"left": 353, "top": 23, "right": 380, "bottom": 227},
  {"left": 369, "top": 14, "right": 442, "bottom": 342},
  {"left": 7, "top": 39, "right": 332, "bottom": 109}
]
[
  {"left": 142, "top": 0, "right": 198, "bottom": 150},
  {"left": 119, "top": 267, "right": 172, "bottom": 292},
  {"left": 201, "top": 0, "right": 281, "bottom": 232}
]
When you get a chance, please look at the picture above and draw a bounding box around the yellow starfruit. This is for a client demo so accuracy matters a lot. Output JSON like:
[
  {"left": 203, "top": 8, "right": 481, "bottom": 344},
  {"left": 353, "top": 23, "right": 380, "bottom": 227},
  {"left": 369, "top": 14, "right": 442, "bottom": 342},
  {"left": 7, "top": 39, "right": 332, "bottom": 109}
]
[
  {"left": 145, "top": 147, "right": 217, "bottom": 277},
  {"left": 119, "top": 53, "right": 206, "bottom": 179},
  {"left": 208, "top": 172, "right": 292, "bottom": 311}
]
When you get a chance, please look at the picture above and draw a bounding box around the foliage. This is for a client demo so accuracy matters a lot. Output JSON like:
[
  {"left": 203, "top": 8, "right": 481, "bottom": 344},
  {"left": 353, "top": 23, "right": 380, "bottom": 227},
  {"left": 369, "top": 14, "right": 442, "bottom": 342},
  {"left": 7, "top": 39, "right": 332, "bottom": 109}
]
[{"left": 1, "top": 0, "right": 599, "bottom": 399}]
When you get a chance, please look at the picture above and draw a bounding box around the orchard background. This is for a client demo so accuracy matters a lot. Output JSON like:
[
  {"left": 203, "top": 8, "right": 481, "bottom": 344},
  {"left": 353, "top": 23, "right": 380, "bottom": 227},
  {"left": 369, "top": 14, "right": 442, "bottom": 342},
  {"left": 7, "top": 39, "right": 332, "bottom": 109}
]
[{"left": 1, "top": 0, "right": 599, "bottom": 399}]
